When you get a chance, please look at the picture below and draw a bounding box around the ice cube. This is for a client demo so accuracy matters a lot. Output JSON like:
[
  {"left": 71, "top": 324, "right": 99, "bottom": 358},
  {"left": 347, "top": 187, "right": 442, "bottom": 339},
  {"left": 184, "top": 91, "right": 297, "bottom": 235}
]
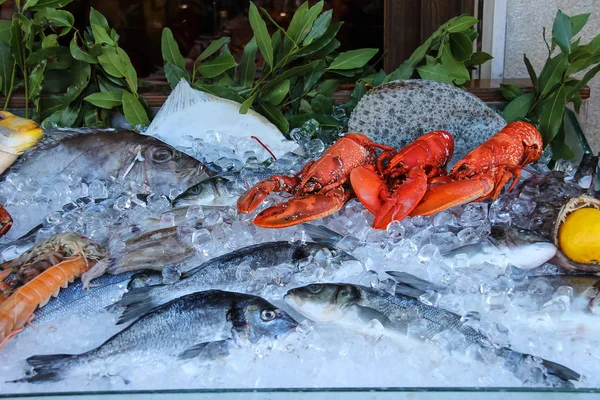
[
  {"left": 386, "top": 220, "right": 406, "bottom": 240},
  {"left": 162, "top": 265, "right": 181, "bottom": 284},
  {"left": 460, "top": 203, "right": 488, "bottom": 227},
  {"left": 192, "top": 228, "right": 212, "bottom": 251},
  {"left": 418, "top": 244, "right": 441, "bottom": 264}
]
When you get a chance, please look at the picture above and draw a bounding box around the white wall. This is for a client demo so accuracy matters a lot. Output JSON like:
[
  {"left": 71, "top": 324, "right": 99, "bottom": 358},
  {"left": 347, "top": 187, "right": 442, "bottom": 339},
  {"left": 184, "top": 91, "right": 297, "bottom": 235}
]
[{"left": 503, "top": 0, "right": 600, "bottom": 152}]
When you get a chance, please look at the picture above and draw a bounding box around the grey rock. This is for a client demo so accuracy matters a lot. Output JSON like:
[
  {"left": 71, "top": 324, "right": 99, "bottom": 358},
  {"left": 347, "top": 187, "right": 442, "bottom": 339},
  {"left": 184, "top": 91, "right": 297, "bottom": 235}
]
[{"left": 348, "top": 80, "right": 507, "bottom": 163}]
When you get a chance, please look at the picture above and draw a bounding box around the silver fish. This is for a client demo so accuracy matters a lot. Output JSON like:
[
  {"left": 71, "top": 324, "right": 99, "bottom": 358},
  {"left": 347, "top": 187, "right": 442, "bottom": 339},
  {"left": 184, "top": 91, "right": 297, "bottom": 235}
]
[
  {"left": 18, "top": 290, "right": 297, "bottom": 383},
  {"left": 285, "top": 283, "right": 580, "bottom": 387},
  {"left": 443, "top": 226, "right": 557, "bottom": 271},
  {"left": 1, "top": 130, "right": 215, "bottom": 238},
  {"left": 116, "top": 241, "right": 356, "bottom": 324},
  {"left": 33, "top": 271, "right": 162, "bottom": 325}
]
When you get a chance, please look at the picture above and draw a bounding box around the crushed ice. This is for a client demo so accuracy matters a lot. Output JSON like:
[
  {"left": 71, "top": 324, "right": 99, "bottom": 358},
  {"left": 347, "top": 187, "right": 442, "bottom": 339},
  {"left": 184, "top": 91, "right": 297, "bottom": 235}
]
[{"left": 0, "top": 128, "right": 599, "bottom": 392}]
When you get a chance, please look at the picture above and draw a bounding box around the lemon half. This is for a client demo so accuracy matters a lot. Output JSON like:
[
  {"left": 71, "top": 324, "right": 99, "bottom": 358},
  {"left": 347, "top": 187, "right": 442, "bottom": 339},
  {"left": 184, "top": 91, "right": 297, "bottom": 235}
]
[{"left": 558, "top": 207, "right": 600, "bottom": 264}]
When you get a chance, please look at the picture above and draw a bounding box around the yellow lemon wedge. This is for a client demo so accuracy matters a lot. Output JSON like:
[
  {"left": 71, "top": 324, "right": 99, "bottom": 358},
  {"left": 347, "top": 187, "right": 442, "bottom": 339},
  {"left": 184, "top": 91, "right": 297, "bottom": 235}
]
[
  {"left": 0, "top": 111, "right": 44, "bottom": 174},
  {"left": 558, "top": 207, "right": 600, "bottom": 264}
]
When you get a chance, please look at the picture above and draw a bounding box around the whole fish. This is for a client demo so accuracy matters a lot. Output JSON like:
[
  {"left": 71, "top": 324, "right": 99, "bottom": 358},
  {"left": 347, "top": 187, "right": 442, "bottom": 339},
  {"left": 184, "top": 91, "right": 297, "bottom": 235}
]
[
  {"left": 32, "top": 271, "right": 162, "bottom": 325},
  {"left": 116, "top": 241, "right": 355, "bottom": 324},
  {"left": 17, "top": 290, "right": 297, "bottom": 383},
  {"left": 443, "top": 226, "right": 557, "bottom": 271},
  {"left": 285, "top": 283, "right": 580, "bottom": 387},
  {"left": 1, "top": 130, "right": 214, "bottom": 238}
]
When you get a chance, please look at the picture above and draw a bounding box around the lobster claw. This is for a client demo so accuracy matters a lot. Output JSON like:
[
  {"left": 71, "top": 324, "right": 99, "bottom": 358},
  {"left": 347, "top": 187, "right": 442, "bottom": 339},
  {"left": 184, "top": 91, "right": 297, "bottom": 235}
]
[
  {"left": 0, "top": 205, "right": 12, "bottom": 238},
  {"left": 350, "top": 165, "right": 388, "bottom": 214},
  {"left": 373, "top": 168, "right": 428, "bottom": 229},
  {"left": 410, "top": 177, "right": 494, "bottom": 217},
  {"left": 253, "top": 188, "right": 351, "bottom": 228},
  {"left": 237, "top": 176, "right": 299, "bottom": 214}
]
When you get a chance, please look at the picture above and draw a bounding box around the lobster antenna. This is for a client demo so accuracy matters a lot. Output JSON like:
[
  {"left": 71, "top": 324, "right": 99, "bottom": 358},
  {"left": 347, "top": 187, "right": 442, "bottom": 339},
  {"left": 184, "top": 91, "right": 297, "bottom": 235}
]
[{"left": 251, "top": 136, "right": 278, "bottom": 160}]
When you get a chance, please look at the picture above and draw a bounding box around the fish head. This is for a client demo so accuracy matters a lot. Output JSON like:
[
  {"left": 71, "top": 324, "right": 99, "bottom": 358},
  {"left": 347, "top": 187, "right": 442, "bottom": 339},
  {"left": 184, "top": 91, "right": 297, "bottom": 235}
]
[
  {"left": 284, "top": 283, "right": 361, "bottom": 322},
  {"left": 172, "top": 179, "right": 218, "bottom": 207},
  {"left": 137, "top": 139, "right": 213, "bottom": 196},
  {"left": 238, "top": 296, "right": 298, "bottom": 343},
  {"left": 0, "top": 111, "right": 44, "bottom": 173},
  {"left": 489, "top": 225, "right": 557, "bottom": 270}
]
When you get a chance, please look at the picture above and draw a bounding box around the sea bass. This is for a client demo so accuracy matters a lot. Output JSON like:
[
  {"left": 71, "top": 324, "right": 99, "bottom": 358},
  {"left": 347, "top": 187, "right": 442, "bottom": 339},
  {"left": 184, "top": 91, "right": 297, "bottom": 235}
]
[
  {"left": 285, "top": 283, "right": 580, "bottom": 387},
  {"left": 1, "top": 130, "right": 214, "bottom": 238},
  {"left": 116, "top": 241, "right": 355, "bottom": 324},
  {"left": 17, "top": 290, "right": 297, "bottom": 383}
]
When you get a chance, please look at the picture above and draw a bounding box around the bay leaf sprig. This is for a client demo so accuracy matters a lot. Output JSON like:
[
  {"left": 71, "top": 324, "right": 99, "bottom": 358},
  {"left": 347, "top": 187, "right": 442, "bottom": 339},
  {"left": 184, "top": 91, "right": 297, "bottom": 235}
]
[
  {"left": 161, "top": 0, "right": 379, "bottom": 135},
  {"left": 501, "top": 9, "right": 600, "bottom": 159}
]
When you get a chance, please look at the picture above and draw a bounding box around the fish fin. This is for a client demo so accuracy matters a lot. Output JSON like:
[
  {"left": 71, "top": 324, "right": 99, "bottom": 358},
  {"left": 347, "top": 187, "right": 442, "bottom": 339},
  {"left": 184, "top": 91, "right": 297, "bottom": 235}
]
[
  {"left": 394, "top": 283, "right": 427, "bottom": 298},
  {"left": 15, "top": 354, "right": 74, "bottom": 383},
  {"left": 178, "top": 339, "right": 231, "bottom": 360},
  {"left": 497, "top": 347, "right": 581, "bottom": 386},
  {"left": 301, "top": 223, "right": 346, "bottom": 247},
  {"left": 386, "top": 271, "right": 447, "bottom": 294},
  {"left": 115, "top": 286, "right": 162, "bottom": 325}
]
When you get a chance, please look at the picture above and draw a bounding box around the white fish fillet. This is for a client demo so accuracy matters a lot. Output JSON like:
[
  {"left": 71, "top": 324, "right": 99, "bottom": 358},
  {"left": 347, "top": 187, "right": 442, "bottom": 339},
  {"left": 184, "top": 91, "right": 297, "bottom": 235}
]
[{"left": 144, "top": 80, "right": 299, "bottom": 161}]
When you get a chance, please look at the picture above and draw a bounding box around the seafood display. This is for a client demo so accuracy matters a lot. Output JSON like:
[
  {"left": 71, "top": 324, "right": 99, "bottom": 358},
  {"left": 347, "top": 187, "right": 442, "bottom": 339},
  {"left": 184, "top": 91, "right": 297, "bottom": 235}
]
[{"left": 1, "top": 80, "right": 600, "bottom": 394}]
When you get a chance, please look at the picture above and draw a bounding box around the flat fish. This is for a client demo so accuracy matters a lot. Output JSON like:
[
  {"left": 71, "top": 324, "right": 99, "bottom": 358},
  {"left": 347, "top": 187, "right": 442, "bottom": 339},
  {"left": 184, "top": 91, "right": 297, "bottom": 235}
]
[{"left": 348, "top": 80, "right": 507, "bottom": 162}]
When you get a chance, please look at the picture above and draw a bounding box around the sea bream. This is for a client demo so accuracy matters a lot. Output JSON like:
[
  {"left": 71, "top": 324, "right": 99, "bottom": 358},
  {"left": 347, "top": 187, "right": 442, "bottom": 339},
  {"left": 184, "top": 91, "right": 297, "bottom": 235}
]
[
  {"left": 285, "top": 283, "right": 580, "bottom": 387},
  {"left": 115, "top": 241, "right": 356, "bottom": 324},
  {"left": 15, "top": 290, "right": 297, "bottom": 383},
  {"left": 0, "top": 130, "right": 215, "bottom": 239}
]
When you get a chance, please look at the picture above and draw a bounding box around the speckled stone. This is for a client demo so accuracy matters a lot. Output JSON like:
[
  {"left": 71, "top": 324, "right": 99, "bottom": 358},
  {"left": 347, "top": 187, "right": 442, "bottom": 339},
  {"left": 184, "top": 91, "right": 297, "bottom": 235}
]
[{"left": 348, "top": 80, "right": 507, "bottom": 162}]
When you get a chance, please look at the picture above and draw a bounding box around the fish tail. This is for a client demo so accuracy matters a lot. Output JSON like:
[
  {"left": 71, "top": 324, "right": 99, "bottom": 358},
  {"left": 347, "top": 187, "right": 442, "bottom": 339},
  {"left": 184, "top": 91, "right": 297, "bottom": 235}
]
[
  {"left": 11, "top": 354, "right": 75, "bottom": 383},
  {"left": 302, "top": 223, "right": 345, "bottom": 246},
  {"left": 497, "top": 346, "right": 581, "bottom": 387},
  {"left": 116, "top": 286, "right": 162, "bottom": 324}
]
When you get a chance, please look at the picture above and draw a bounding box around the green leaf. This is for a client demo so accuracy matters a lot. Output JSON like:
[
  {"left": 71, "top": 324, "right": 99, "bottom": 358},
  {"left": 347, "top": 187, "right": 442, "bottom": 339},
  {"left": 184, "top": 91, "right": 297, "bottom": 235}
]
[
  {"left": 262, "top": 60, "right": 322, "bottom": 91},
  {"left": 440, "top": 43, "right": 470, "bottom": 84},
  {"left": 303, "top": 59, "right": 325, "bottom": 92},
  {"left": 447, "top": 15, "right": 478, "bottom": 33},
  {"left": 538, "top": 53, "right": 568, "bottom": 96},
  {"left": 248, "top": 2, "right": 273, "bottom": 69},
  {"left": 586, "top": 33, "right": 600, "bottom": 56},
  {"left": 64, "top": 61, "right": 91, "bottom": 100},
  {"left": 258, "top": 103, "right": 289, "bottom": 133},
  {"left": 239, "top": 38, "right": 257, "bottom": 88},
  {"left": 26, "top": 46, "right": 71, "bottom": 67},
  {"left": 566, "top": 48, "right": 600, "bottom": 75},
  {"left": 196, "top": 37, "right": 230, "bottom": 62},
  {"left": 316, "top": 79, "right": 338, "bottom": 96},
  {"left": 538, "top": 84, "right": 566, "bottom": 144},
  {"left": 91, "top": 23, "right": 114, "bottom": 45},
  {"left": 122, "top": 91, "right": 150, "bottom": 128},
  {"left": 28, "top": 61, "right": 45, "bottom": 99},
  {"left": 262, "top": 79, "right": 289, "bottom": 105},
  {"left": 523, "top": 54, "right": 538, "bottom": 92},
  {"left": 570, "top": 13, "right": 590, "bottom": 36},
  {"left": 34, "top": 8, "right": 74, "bottom": 36},
  {"left": 552, "top": 10, "right": 572, "bottom": 54},
  {"left": 345, "top": 80, "right": 367, "bottom": 114},
  {"left": 84, "top": 92, "right": 122, "bottom": 109},
  {"left": 464, "top": 29, "right": 478, "bottom": 42},
  {"left": 24, "top": 0, "right": 72, "bottom": 11},
  {"left": 164, "top": 62, "right": 190, "bottom": 88},
  {"left": 196, "top": 54, "right": 237, "bottom": 78},
  {"left": 10, "top": 15, "right": 28, "bottom": 69},
  {"left": 328, "top": 48, "right": 378, "bottom": 70},
  {"left": 467, "top": 51, "right": 493, "bottom": 66},
  {"left": 90, "top": 8, "right": 110, "bottom": 31},
  {"left": 42, "top": 34, "right": 58, "bottom": 49},
  {"left": 311, "top": 94, "right": 334, "bottom": 114},
  {"left": 311, "top": 38, "right": 340, "bottom": 59},
  {"left": 70, "top": 33, "right": 97, "bottom": 64},
  {"left": 161, "top": 28, "right": 185, "bottom": 69},
  {"left": 45, "top": 100, "right": 81, "bottom": 127},
  {"left": 0, "top": 20, "right": 11, "bottom": 43},
  {"left": 564, "top": 63, "right": 600, "bottom": 100},
  {"left": 193, "top": 82, "right": 245, "bottom": 103},
  {"left": 449, "top": 32, "right": 473, "bottom": 62},
  {"left": 0, "top": 41, "right": 12, "bottom": 95},
  {"left": 502, "top": 92, "right": 534, "bottom": 123},
  {"left": 293, "top": 22, "right": 342, "bottom": 58},
  {"left": 271, "top": 31, "right": 282, "bottom": 65},
  {"left": 286, "top": 0, "right": 323, "bottom": 50},
  {"left": 97, "top": 75, "right": 125, "bottom": 94},
  {"left": 384, "top": 37, "right": 433, "bottom": 83},
  {"left": 239, "top": 94, "right": 256, "bottom": 114},
  {"left": 304, "top": 9, "right": 332, "bottom": 45},
  {"left": 98, "top": 46, "right": 138, "bottom": 95},
  {"left": 416, "top": 63, "right": 455, "bottom": 84},
  {"left": 500, "top": 83, "right": 524, "bottom": 101}
]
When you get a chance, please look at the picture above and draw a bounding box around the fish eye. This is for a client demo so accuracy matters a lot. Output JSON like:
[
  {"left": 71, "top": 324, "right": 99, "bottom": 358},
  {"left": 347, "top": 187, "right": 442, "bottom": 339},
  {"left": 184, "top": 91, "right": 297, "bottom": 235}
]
[
  {"left": 519, "top": 229, "right": 530, "bottom": 236},
  {"left": 186, "top": 185, "right": 202, "bottom": 195},
  {"left": 340, "top": 290, "right": 350, "bottom": 297},
  {"left": 307, "top": 284, "right": 322, "bottom": 294},
  {"left": 260, "top": 309, "right": 277, "bottom": 321},
  {"left": 152, "top": 147, "right": 174, "bottom": 163}
]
